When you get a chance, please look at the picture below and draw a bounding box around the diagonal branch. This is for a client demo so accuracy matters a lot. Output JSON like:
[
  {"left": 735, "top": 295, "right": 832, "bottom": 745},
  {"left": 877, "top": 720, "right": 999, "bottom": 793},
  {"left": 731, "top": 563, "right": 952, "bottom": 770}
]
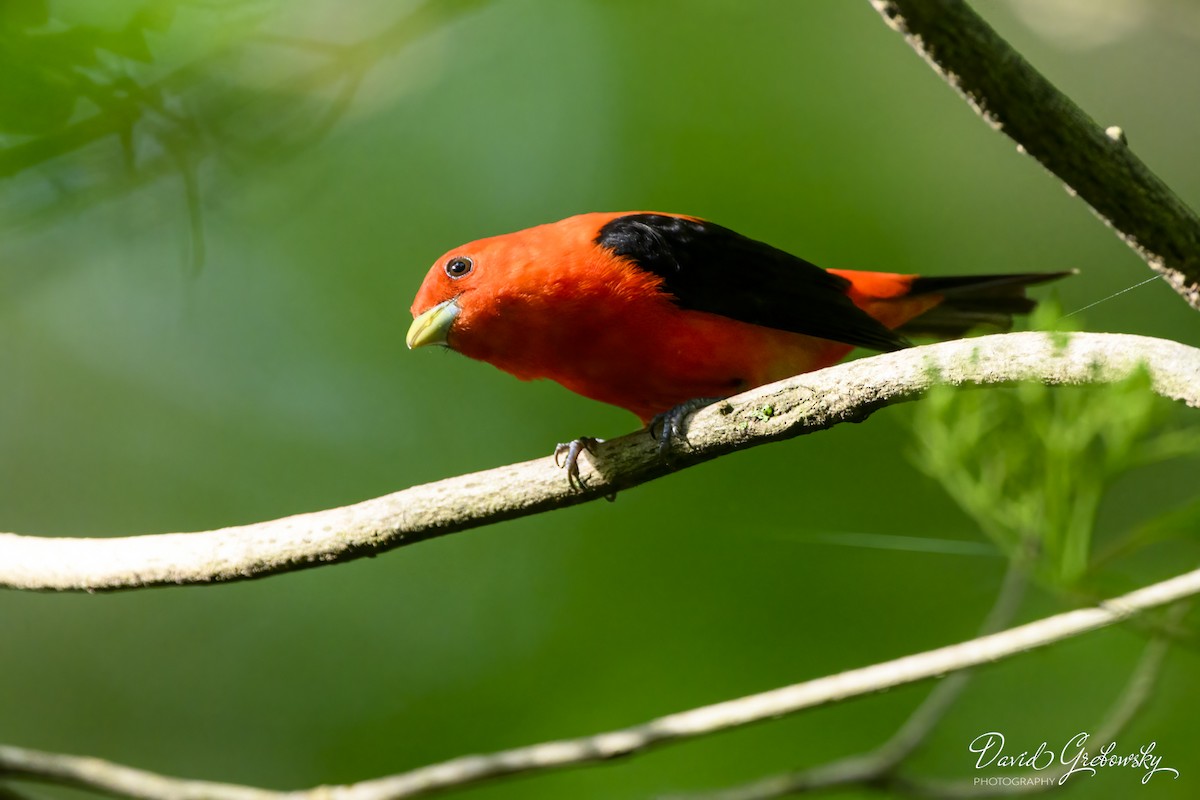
[
  {"left": 889, "top": 602, "right": 1187, "bottom": 798},
  {"left": 869, "top": 0, "right": 1200, "bottom": 310},
  {"left": 661, "top": 561, "right": 1031, "bottom": 800},
  {"left": 668, "top": 599, "right": 1187, "bottom": 800},
  {"left": 3, "top": 568, "right": 1199, "bottom": 800},
  {"left": 2, "top": 332, "right": 1199, "bottom": 592}
]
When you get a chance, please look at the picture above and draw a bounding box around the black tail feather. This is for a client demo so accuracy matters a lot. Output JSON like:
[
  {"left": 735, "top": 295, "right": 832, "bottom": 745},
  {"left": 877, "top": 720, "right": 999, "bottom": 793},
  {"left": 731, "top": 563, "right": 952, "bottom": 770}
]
[{"left": 899, "top": 270, "right": 1074, "bottom": 339}]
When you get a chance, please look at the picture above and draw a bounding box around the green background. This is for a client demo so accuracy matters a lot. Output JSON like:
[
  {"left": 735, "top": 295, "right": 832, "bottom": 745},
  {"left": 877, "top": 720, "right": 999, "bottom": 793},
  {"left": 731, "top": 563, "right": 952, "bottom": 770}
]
[{"left": 3, "top": 1, "right": 1199, "bottom": 797}]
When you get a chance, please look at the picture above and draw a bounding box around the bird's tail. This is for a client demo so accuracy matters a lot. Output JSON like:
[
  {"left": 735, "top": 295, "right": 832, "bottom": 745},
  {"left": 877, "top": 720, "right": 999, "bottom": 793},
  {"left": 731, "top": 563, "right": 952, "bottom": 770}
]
[{"left": 897, "top": 271, "right": 1074, "bottom": 339}]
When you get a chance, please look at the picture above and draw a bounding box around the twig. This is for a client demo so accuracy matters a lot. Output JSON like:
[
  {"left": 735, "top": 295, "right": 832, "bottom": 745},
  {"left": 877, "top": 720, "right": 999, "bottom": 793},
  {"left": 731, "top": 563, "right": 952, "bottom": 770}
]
[
  {"left": 868, "top": 0, "right": 1200, "bottom": 310},
  {"left": 890, "top": 602, "right": 1187, "bottom": 798},
  {"left": 868, "top": 560, "right": 1030, "bottom": 762},
  {"left": 3, "top": 570, "right": 1198, "bottom": 800},
  {"left": 662, "top": 560, "right": 1031, "bottom": 800},
  {"left": 2, "top": 332, "right": 1198, "bottom": 592}
]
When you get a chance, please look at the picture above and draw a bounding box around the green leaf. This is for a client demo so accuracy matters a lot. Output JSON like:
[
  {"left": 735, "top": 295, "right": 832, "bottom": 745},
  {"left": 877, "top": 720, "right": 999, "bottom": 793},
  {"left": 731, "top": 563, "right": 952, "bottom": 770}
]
[{"left": 910, "top": 367, "right": 1199, "bottom": 586}]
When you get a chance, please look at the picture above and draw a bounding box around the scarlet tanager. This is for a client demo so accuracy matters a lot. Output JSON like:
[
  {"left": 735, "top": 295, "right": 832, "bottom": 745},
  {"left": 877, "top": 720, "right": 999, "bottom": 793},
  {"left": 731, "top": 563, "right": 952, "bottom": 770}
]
[{"left": 408, "top": 212, "right": 1068, "bottom": 480}]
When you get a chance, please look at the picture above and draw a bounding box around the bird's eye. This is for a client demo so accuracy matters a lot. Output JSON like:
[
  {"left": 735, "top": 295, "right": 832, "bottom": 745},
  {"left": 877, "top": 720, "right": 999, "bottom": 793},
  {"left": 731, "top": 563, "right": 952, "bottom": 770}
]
[{"left": 444, "top": 256, "right": 474, "bottom": 279}]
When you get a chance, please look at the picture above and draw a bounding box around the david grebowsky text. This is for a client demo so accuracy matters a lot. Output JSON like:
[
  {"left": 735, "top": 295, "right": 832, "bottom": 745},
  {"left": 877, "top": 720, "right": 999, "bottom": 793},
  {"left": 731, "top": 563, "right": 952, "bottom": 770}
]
[{"left": 969, "top": 731, "right": 1179, "bottom": 785}]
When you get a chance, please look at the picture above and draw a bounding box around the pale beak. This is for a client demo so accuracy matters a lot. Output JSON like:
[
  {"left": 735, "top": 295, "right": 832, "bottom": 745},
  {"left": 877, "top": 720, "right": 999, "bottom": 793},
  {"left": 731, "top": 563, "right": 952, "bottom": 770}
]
[{"left": 406, "top": 297, "right": 460, "bottom": 349}]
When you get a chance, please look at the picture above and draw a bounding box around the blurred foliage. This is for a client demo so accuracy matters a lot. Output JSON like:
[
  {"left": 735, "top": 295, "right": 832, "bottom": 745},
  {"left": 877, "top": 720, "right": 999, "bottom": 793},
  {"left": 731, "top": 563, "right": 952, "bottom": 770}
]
[
  {"left": 913, "top": 366, "right": 1200, "bottom": 586},
  {"left": 0, "top": 0, "right": 484, "bottom": 253},
  {"left": 3, "top": 2, "right": 1200, "bottom": 799},
  {"left": 0, "top": 1, "right": 176, "bottom": 136},
  {"left": 912, "top": 301, "right": 1200, "bottom": 589}
]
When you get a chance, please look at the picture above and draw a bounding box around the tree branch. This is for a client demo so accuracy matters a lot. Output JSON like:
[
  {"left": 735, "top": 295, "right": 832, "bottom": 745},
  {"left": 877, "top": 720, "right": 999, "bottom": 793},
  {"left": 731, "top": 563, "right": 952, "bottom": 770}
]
[
  {"left": 889, "top": 602, "right": 1186, "bottom": 799},
  {"left": 869, "top": 0, "right": 1200, "bottom": 310},
  {"left": 669, "top": 599, "right": 1187, "bottom": 800},
  {"left": 3, "top": 568, "right": 1199, "bottom": 799},
  {"left": 662, "top": 561, "right": 1031, "bottom": 800},
  {"left": 2, "top": 332, "right": 1199, "bottom": 592}
]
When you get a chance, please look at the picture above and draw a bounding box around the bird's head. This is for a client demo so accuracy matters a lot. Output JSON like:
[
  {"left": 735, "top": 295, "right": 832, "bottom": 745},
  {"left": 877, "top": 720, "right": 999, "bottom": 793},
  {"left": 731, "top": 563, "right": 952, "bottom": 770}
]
[
  {"left": 406, "top": 226, "right": 538, "bottom": 353},
  {"left": 407, "top": 213, "right": 636, "bottom": 357}
]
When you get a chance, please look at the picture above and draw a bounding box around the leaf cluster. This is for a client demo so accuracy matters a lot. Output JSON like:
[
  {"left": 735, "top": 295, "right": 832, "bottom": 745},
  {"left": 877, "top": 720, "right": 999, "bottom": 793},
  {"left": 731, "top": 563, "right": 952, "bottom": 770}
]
[{"left": 912, "top": 342, "right": 1200, "bottom": 585}]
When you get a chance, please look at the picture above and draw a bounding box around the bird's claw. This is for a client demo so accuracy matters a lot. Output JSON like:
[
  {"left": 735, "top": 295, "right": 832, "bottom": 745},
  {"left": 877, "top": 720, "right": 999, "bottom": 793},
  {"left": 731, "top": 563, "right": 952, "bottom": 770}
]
[
  {"left": 554, "top": 437, "right": 600, "bottom": 490},
  {"left": 649, "top": 397, "right": 724, "bottom": 457}
]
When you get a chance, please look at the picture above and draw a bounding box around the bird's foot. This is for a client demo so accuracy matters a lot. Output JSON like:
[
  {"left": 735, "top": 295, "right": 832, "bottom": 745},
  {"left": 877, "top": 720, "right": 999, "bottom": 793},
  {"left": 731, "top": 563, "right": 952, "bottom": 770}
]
[
  {"left": 554, "top": 437, "right": 603, "bottom": 490},
  {"left": 648, "top": 397, "right": 725, "bottom": 457}
]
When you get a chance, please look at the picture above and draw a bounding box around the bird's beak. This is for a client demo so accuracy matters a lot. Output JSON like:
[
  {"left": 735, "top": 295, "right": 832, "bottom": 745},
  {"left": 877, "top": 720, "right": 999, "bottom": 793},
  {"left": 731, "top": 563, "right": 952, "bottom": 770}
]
[{"left": 406, "top": 297, "right": 460, "bottom": 349}]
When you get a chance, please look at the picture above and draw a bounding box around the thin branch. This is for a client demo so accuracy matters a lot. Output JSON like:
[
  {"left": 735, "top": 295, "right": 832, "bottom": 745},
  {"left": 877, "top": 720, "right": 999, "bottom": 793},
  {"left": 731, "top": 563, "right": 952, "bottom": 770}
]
[
  {"left": 868, "top": 560, "right": 1030, "bottom": 762},
  {"left": 890, "top": 602, "right": 1187, "bottom": 799},
  {"left": 2, "top": 332, "right": 1199, "bottom": 592},
  {"left": 3, "top": 570, "right": 1198, "bottom": 800},
  {"left": 869, "top": 0, "right": 1200, "bottom": 310},
  {"left": 676, "top": 597, "right": 1185, "bottom": 800},
  {"left": 663, "top": 560, "right": 1031, "bottom": 800}
]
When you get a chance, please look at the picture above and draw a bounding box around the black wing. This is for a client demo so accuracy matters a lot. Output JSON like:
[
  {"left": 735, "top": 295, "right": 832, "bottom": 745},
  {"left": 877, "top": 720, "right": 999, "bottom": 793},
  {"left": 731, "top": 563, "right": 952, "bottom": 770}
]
[{"left": 595, "top": 213, "right": 908, "bottom": 352}]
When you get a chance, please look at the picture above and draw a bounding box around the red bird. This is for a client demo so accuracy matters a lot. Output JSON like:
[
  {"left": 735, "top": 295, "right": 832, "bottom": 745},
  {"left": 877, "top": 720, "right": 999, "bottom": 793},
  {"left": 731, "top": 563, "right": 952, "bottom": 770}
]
[{"left": 408, "top": 212, "right": 1066, "bottom": 479}]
